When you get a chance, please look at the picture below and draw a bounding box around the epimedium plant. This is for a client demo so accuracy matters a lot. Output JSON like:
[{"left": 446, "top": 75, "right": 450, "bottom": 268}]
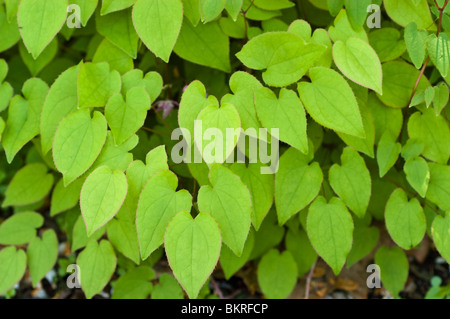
[{"left": 0, "top": 0, "right": 449, "bottom": 300}]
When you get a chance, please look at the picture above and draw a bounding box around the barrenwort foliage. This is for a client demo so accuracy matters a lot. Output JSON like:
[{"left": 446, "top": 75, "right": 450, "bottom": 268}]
[{"left": 0, "top": 0, "right": 449, "bottom": 299}]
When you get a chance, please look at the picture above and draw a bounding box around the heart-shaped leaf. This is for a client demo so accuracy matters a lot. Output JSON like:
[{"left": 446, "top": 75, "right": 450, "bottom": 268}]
[
  {"left": 0, "top": 212, "right": 43, "bottom": 245},
  {"left": 432, "top": 212, "right": 450, "bottom": 264},
  {"left": 0, "top": 247, "right": 27, "bottom": 295},
  {"left": 165, "top": 211, "right": 221, "bottom": 299},
  {"left": 27, "top": 229, "right": 58, "bottom": 287}
]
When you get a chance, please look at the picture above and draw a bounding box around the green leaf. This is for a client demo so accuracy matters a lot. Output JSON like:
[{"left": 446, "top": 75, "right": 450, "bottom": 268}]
[
  {"left": 307, "top": 196, "right": 354, "bottom": 275},
  {"left": 368, "top": 28, "right": 406, "bottom": 63},
  {"left": 19, "top": 38, "right": 58, "bottom": 76},
  {"left": 329, "top": 147, "right": 371, "bottom": 218},
  {"left": 433, "top": 83, "right": 449, "bottom": 115},
  {"left": 93, "top": 39, "right": 134, "bottom": 75},
  {"left": 199, "top": 0, "right": 226, "bottom": 22},
  {"left": 0, "top": 247, "right": 27, "bottom": 295},
  {"left": 40, "top": 63, "right": 81, "bottom": 155},
  {"left": 404, "top": 157, "right": 430, "bottom": 197},
  {"left": 377, "top": 132, "right": 402, "bottom": 177},
  {"left": 70, "top": 0, "right": 98, "bottom": 26},
  {"left": 96, "top": 8, "right": 139, "bottom": 58},
  {"left": 253, "top": 0, "right": 294, "bottom": 10},
  {"left": 333, "top": 37, "right": 382, "bottom": 94},
  {"left": 230, "top": 163, "right": 274, "bottom": 230},
  {"left": 17, "top": 0, "right": 68, "bottom": 58},
  {"left": 225, "top": 0, "right": 243, "bottom": 21},
  {"left": 428, "top": 34, "right": 450, "bottom": 78},
  {"left": 0, "top": 5, "right": 21, "bottom": 53},
  {"left": 249, "top": 209, "right": 285, "bottom": 260},
  {"left": 50, "top": 178, "right": 84, "bottom": 217},
  {"left": 257, "top": 249, "right": 297, "bottom": 299},
  {"left": 0, "top": 212, "right": 43, "bottom": 245},
  {"left": 72, "top": 214, "right": 105, "bottom": 252},
  {"left": 375, "top": 246, "right": 408, "bottom": 298},
  {"left": 53, "top": 109, "right": 108, "bottom": 186},
  {"left": 298, "top": 67, "right": 365, "bottom": 137},
  {"left": 101, "top": 0, "right": 135, "bottom": 15},
  {"left": 151, "top": 273, "right": 184, "bottom": 299},
  {"left": 2, "top": 163, "right": 54, "bottom": 207},
  {"left": 132, "top": 0, "right": 183, "bottom": 62},
  {"left": 105, "top": 87, "right": 151, "bottom": 145},
  {"left": 0, "top": 59, "right": 13, "bottom": 113},
  {"left": 236, "top": 32, "right": 326, "bottom": 87},
  {"left": 367, "top": 93, "right": 403, "bottom": 143},
  {"left": 426, "top": 163, "right": 450, "bottom": 211},
  {"left": 197, "top": 164, "right": 252, "bottom": 256},
  {"left": 77, "top": 62, "right": 121, "bottom": 108},
  {"left": 285, "top": 227, "right": 317, "bottom": 277},
  {"left": 328, "top": 9, "right": 367, "bottom": 43},
  {"left": 174, "top": 19, "right": 231, "bottom": 72},
  {"left": 136, "top": 170, "right": 192, "bottom": 259},
  {"left": 346, "top": 223, "right": 379, "bottom": 268},
  {"left": 77, "top": 239, "right": 117, "bottom": 299},
  {"left": 165, "top": 211, "right": 221, "bottom": 299},
  {"left": 401, "top": 139, "right": 424, "bottom": 161},
  {"left": 275, "top": 147, "right": 323, "bottom": 225},
  {"left": 219, "top": 231, "right": 255, "bottom": 280},
  {"left": 2, "top": 78, "right": 49, "bottom": 163},
  {"left": 106, "top": 209, "right": 140, "bottom": 265},
  {"left": 404, "top": 22, "right": 428, "bottom": 69},
  {"left": 385, "top": 188, "right": 426, "bottom": 249},
  {"left": 112, "top": 266, "right": 154, "bottom": 299},
  {"left": 181, "top": 0, "right": 200, "bottom": 26},
  {"left": 384, "top": 0, "right": 433, "bottom": 29},
  {"left": 80, "top": 166, "right": 128, "bottom": 236},
  {"left": 125, "top": 145, "right": 169, "bottom": 219},
  {"left": 194, "top": 103, "right": 241, "bottom": 164},
  {"left": 407, "top": 109, "right": 450, "bottom": 164},
  {"left": 254, "top": 87, "right": 308, "bottom": 154},
  {"left": 378, "top": 61, "right": 430, "bottom": 108},
  {"left": 431, "top": 212, "right": 450, "bottom": 264},
  {"left": 27, "top": 229, "right": 58, "bottom": 287},
  {"left": 121, "top": 69, "right": 163, "bottom": 102},
  {"left": 344, "top": 0, "right": 370, "bottom": 31}
]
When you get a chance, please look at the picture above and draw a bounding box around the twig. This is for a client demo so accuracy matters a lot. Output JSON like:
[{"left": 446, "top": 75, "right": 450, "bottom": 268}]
[
  {"left": 304, "top": 259, "right": 317, "bottom": 299},
  {"left": 140, "top": 126, "right": 171, "bottom": 137},
  {"left": 210, "top": 277, "right": 225, "bottom": 299}
]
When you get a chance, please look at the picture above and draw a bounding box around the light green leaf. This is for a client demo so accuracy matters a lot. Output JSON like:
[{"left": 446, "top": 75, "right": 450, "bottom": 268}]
[
  {"left": 254, "top": 0, "right": 294, "bottom": 10},
  {"left": 101, "top": 0, "right": 135, "bottom": 15},
  {"left": 151, "top": 273, "right": 184, "bottom": 299},
  {"left": 385, "top": 188, "right": 426, "bottom": 249},
  {"left": 377, "top": 132, "right": 402, "bottom": 177},
  {"left": 136, "top": 170, "right": 192, "bottom": 259},
  {"left": 174, "top": 19, "right": 231, "bottom": 72},
  {"left": 121, "top": 69, "right": 163, "bottom": 102},
  {"left": 307, "top": 196, "right": 354, "bottom": 275},
  {"left": 346, "top": 223, "right": 379, "bottom": 268},
  {"left": 77, "top": 239, "right": 117, "bottom": 299},
  {"left": 428, "top": 34, "right": 450, "bottom": 78},
  {"left": 19, "top": 38, "right": 58, "bottom": 76},
  {"left": 70, "top": 0, "right": 98, "bottom": 26},
  {"left": 384, "top": 0, "right": 433, "bottom": 29},
  {"left": 368, "top": 28, "right": 406, "bottom": 63},
  {"left": 329, "top": 147, "right": 371, "bottom": 218},
  {"left": 404, "top": 157, "right": 430, "bottom": 197},
  {"left": 112, "top": 266, "right": 154, "bottom": 299},
  {"left": 199, "top": 0, "right": 226, "bottom": 22},
  {"left": 197, "top": 164, "right": 252, "bottom": 256},
  {"left": 3, "top": 163, "right": 54, "bottom": 207},
  {"left": 132, "top": 0, "right": 183, "bottom": 62},
  {"left": 407, "top": 109, "right": 450, "bottom": 164},
  {"left": 344, "top": 0, "right": 370, "bottom": 31},
  {"left": 92, "top": 39, "right": 133, "bottom": 75},
  {"left": 181, "top": 0, "right": 200, "bottom": 26},
  {"left": 0, "top": 5, "right": 21, "bottom": 53},
  {"left": 225, "top": 0, "right": 243, "bottom": 21},
  {"left": 96, "top": 8, "right": 139, "bottom": 58},
  {"left": 236, "top": 32, "right": 326, "bottom": 87},
  {"left": 426, "top": 163, "right": 450, "bottom": 211},
  {"left": 125, "top": 145, "right": 169, "bottom": 219},
  {"left": 230, "top": 163, "right": 274, "bottom": 230},
  {"left": 40, "top": 63, "right": 81, "bottom": 155},
  {"left": 275, "top": 147, "right": 322, "bottom": 225},
  {"left": 367, "top": 93, "right": 403, "bottom": 143},
  {"left": 17, "top": 0, "right": 68, "bottom": 58},
  {"left": 0, "top": 212, "right": 43, "bottom": 245},
  {"left": 298, "top": 67, "right": 365, "bottom": 137},
  {"left": 2, "top": 78, "right": 49, "bottom": 163},
  {"left": 404, "top": 22, "right": 428, "bottom": 69},
  {"left": 328, "top": 9, "right": 367, "bottom": 43},
  {"left": 80, "top": 166, "right": 128, "bottom": 236},
  {"left": 431, "top": 212, "right": 450, "bottom": 263},
  {"left": 77, "top": 62, "right": 121, "bottom": 108},
  {"left": 106, "top": 87, "right": 150, "bottom": 145},
  {"left": 72, "top": 214, "right": 105, "bottom": 252},
  {"left": 50, "top": 178, "right": 84, "bottom": 217},
  {"left": 257, "top": 249, "right": 297, "bottom": 299},
  {"left": 375, "top": 246, "right": 408, "bottom": 297},
  {"left": 0, "top": 59, "right": 13, "bottom": 112},
  {"left": 433, "top": 83, "right": 449, "bottom": 115},
  {"left": 194, "top": 103, "right": 241, "bottom": 164},
  {"left": 165, "top": 211, "right": 221, "bottom": 299},
  {"left": 254, "top": 87, "right": 308, "bottom": 154},
  {"left": 53, "top": 109, "right": 108, "bottom": 186},
  {"left": 333, "top": 37, "right": 382, "bottom": 94},
  {"left": 0, "top": 247, "right": 27, "bottom": 295},
  {"left": 219, "top": 231, "right": 255, "bottom": 280},
  {"left": 27, "top": 229, "right": 58, "bottom": 287}
]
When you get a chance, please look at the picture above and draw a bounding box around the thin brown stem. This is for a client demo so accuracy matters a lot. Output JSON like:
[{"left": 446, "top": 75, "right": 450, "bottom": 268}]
[
  {"left": 304, "top": 259, "right": 317, "bottom": 299},
  {"left": 140, "top": 126, "right": 171, "bottom": 137},
  {"left": 210, "top": 277, "right": 225, "bottom": 299}
]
